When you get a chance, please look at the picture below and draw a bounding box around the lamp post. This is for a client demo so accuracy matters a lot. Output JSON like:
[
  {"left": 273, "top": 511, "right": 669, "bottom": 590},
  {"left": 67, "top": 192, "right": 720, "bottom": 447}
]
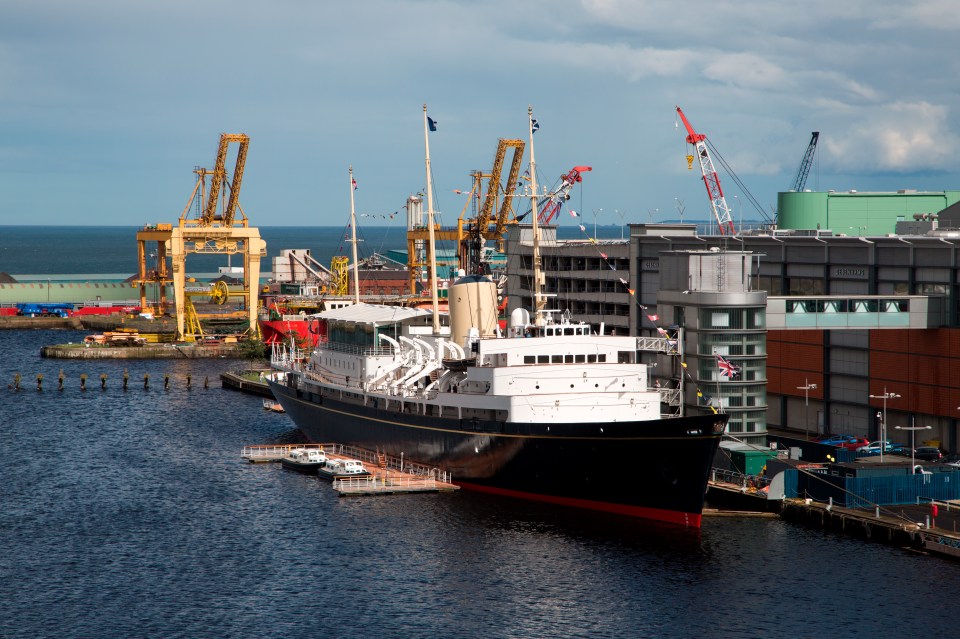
[
  {"left": 615, "top": 209, "right": 627, "bottom": 240},
  {"left": 869, "top": 386, "right": 900, "bottom": 463},
  {"left": 591, "top": 208, "right": 603, "bottom": 237},
  {"left": 675, "top": 198, "right": 685, "bottom": 224},
  {"left": 796, "top": 379, "right": 817, "bottom": 440},
  {"left": 895, "top": 421, "right": 932, "bottom": 473},
  {"left": 734, "top": 195, "right": 741, "bottom": 235}
]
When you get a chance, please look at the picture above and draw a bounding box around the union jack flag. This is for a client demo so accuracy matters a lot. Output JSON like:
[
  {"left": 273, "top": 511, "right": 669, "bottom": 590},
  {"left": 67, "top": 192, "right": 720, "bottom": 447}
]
[{"left": 716, "top": 354, "right": 741, "bottom": 379}]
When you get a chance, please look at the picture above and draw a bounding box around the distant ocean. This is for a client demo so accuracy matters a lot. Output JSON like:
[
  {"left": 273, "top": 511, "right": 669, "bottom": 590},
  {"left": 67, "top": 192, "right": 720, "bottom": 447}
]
[{"left": 0, "top": 224, "right": 627, "bottom": 278}]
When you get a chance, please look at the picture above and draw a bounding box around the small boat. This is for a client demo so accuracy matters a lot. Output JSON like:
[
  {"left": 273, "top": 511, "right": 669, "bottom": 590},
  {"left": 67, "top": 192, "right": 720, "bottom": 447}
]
[
  {"left": 280, "top": 448, "right": 328, "bottom": 473},
  {"left": 263, "top": 399, "right": 285, "bottom": 413},
  {"left": 317, "top": 458, "right": 371, "bottom": 481}
]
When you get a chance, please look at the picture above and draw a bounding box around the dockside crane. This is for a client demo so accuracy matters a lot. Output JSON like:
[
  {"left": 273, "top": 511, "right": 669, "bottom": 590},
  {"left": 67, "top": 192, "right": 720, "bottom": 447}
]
[
  {"left": 158, "top": 133, "right": 266, "bottom": 341},
  {"left": 406, "top": 138, "right": 525, "bottom": 291},
  {"left": 462, "top": 138, "right": 525, "bottom": 275},
  {"left": 791, "top": 131, "right": 820, "bottom": 192},
  {"left": 676, "top": 106, "right": 736, "bottom": 235},
  {"left": 536, "top": 166, "right": 592, "bottom": 225}
]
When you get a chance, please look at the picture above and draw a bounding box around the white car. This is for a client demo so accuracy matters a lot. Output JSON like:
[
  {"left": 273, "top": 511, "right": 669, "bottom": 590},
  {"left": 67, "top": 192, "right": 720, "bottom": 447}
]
[{"left": 856, "top": 441, "right": 894, "bottom": 455}]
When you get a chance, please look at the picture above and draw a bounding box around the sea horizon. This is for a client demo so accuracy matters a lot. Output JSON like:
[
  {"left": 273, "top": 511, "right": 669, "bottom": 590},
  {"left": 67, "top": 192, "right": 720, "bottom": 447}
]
[{"left": 0, "top": 223, "right": 643, "bottom": 278}]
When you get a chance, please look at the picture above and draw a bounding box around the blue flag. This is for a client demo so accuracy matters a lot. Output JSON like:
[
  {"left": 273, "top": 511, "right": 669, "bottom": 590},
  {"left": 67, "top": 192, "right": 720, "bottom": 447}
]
[
  {"left": 427, "top": 116, "right": 437, "bottom": 132},
  {"left": 532, "top": 118, "right": 540, "bottom": 133}
]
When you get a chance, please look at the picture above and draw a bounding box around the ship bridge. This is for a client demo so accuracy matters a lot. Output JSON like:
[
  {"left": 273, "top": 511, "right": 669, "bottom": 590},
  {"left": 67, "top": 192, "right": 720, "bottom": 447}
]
[{"left": 766, "top": 295, "right": 944, "bottom": 330}]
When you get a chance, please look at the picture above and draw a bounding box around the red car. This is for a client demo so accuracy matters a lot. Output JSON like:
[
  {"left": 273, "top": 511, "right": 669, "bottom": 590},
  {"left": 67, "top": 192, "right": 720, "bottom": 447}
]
[{"left": 838, "top": 437, "right": 870, "bottom": 451}]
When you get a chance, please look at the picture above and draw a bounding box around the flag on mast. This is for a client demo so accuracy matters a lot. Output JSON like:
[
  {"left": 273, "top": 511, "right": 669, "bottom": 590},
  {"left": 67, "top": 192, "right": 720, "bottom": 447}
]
[
  {"left": 427, "top": 116, "right": 438, "bottom": 131},
  {"left": 716, "top": 354, "right": 741, "bottom": 379}
]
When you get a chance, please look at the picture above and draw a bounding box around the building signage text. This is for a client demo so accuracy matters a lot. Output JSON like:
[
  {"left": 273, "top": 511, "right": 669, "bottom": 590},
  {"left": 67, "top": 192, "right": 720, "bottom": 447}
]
[{"left": 834, "top": 267, "right": 867, "bottom": 278}]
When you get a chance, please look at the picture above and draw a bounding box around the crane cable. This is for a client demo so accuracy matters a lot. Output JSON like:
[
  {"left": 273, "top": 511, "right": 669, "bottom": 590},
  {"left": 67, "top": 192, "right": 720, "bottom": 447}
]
[{"left": 704, "top": 139, "right": 772, "bottom": 224}]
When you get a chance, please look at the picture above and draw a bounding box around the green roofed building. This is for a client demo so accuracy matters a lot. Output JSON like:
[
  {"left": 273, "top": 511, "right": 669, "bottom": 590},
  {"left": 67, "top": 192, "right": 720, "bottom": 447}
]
[{"left": 777, "top": 189, "right": 960, "bottom": 236}]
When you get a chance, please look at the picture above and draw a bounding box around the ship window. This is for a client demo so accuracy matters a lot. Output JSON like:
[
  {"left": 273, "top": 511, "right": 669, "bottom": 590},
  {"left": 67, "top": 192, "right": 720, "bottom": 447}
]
[
  {"left": 564, "top": 328, "right": 575, "bottom": 336},
  {"left": 564, "top": 355, "right": 574, "bottom": 363},
  {"left": 575, "top": 354, "right": 585, "bottom": 363},
  {"left": 551, "top": 355, "right": 563, "bottom": 363},
  {"left": 598, "top": 354, "right": 607, "bottom": 363},
  {"left": 588, "top": 354, "right": 597, "bottom": 363},
  {"left": 537, "top": 355, "right": 549, "bottom": 364},
  {"left": 524, "top": 356, "right": 535, "bottom": 364}
]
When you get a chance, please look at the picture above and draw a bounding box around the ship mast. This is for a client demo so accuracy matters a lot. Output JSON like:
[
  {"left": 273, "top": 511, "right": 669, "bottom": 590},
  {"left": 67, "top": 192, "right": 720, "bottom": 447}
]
[
  {"left": 348, "top": 165, "right": 361, "bottom": 304},
  {"left": 528, "top": 106, "right": 545, "bottom": 326},
  {"left": 423, "top": 104, "right": 441, "bottom": 335}
]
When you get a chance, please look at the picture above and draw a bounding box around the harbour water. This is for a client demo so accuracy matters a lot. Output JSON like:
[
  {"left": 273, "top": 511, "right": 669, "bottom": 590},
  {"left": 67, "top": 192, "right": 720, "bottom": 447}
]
[
  {"left": 2, "top": 229, "right": 960, "bottom": 638},
  {"left": 4, "top": 337, "right": 960, "bottom": 638}
]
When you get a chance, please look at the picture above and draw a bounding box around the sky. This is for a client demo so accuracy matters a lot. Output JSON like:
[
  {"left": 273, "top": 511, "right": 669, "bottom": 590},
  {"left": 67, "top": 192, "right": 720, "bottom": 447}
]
[{"left": 1, "top": 0, "right": 958, "bottom": 229}]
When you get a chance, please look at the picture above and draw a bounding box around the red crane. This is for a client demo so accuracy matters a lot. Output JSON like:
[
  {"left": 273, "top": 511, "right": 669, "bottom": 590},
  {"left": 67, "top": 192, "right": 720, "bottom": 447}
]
[
  {"left": 537, "top": 166, "right": 592, "bottom": 224},
  {"left": 676, "top": 106, "right": 735, "bottom": 235}
]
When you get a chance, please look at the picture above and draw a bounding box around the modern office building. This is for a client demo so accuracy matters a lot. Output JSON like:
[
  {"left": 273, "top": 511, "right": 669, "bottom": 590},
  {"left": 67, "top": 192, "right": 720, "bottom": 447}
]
[{"left": 505, "top": 189, "right": 960, "bottom": 452}]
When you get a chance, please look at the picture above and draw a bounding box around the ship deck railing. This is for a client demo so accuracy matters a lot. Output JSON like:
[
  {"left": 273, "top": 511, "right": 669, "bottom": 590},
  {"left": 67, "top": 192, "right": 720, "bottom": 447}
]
[{"left": 270, "top": 343, "right": 308, "bottom": 371}]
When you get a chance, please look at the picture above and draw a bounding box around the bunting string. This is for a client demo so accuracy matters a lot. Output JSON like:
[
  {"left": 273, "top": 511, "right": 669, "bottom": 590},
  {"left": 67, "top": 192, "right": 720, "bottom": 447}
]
[{"left": 564, "top": 210, "right": 734, "bottom": 414}]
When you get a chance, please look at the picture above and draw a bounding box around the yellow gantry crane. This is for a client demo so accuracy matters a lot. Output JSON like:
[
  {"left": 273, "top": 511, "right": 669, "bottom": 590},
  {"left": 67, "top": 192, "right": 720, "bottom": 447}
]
[
  {"left": 135, "top": 133, "right": 266, "bottom": 341},
  {"left": 405, "top": 138, "right": 525, "bottom": 293},
  {"left": 462, "top": 138, "right": 525, "bottom": 274}
]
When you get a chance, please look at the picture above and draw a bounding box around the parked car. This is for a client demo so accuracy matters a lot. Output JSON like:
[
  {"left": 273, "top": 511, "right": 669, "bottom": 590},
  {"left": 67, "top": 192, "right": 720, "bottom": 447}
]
[
  {"left": 838, "top": 437, "right": 870, "bottom": 451},
  {"left": 856, "top": 441, "right": 898, "bottom": 455},
  {"left": 816, "top": 434, "right": 854, "bottom": 447},
  {"left": 913, "top": 446, "right": 944, "bottom": 462}
]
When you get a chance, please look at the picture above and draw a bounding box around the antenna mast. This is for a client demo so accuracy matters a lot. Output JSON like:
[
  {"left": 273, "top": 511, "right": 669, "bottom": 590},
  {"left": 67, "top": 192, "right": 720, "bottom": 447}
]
[
  {"left": 528, "top": 106, "right": 545, "bottom": 326},
  {"left": 348, "top": 165, "right": 360, "bottom": 304},
  {"left": 423, "top": 104, "right": 441, "bottom": 335}
]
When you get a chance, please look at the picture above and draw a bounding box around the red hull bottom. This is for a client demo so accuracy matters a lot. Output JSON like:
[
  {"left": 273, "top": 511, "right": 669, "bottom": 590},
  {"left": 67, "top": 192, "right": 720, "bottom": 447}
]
[{"left": 457, "top": 481, "right": 703, "bottom": 528}]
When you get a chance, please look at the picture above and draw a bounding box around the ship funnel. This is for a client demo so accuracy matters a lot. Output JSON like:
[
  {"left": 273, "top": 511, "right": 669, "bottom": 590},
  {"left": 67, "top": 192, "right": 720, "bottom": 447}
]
[{"left": 449, "top": 274, "right": 498, "bottom": 348}]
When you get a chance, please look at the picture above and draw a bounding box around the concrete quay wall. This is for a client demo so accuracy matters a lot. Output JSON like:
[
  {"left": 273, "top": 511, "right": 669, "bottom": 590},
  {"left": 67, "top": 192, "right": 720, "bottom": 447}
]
[{"left": 40, "top": 344, "right": 246, "bottom": 359}]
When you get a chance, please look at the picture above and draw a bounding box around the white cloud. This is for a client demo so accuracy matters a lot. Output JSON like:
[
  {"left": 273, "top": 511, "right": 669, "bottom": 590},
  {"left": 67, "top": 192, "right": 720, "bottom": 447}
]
[
  {"left": 822, "top": 102, "right": 957, "bottom": 172},
  {"left": 0, "top": 0, "right": 958, "bottom": 226}
]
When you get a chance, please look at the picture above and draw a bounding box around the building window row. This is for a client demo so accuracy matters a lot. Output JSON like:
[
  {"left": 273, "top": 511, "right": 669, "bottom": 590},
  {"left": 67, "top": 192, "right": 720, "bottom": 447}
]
[{"left": 698, "top": 307, "right": 766, "bottom": 330}]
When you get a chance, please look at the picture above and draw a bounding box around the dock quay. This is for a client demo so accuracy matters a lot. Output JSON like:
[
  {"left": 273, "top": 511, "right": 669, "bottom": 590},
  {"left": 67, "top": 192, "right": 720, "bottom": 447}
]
[
  {"left": 707, "top": 466, "right": 960, "bottom": 560},
  {"left": 705, "top": 468, "right": 779, "bottom": 514},
  {"left": 241, "top": 442, "right": 459, "bottom": 496},
  {"left": 221, "top": 369, "right": 273, "bottom": 397},
  {"left": 40, "top": 342, "right": 247, "bottom": 359},
  {"left": 780, "top": 497, "right": 960, "bottom": 559}
]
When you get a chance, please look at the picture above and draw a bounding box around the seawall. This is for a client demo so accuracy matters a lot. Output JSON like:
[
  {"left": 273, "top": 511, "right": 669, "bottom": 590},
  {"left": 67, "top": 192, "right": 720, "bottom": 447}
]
[{"left": 40, "top": 343, "right": 246, "bottom": 359}]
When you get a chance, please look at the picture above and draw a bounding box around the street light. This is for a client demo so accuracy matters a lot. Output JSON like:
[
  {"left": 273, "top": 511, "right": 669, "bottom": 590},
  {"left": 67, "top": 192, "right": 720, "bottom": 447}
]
[
  {"left": 796, "top": 378, "right": 817, "bottom": 440},
  {"left": 675, "top": 198, "right": 685, "bottom": 223},
  {"left": 734, "top": 195, "right": 741, "bottom": 235},
  {"left": 614, "top": 209, "right": 627, "bottom": 240},
  {"left": 591, "top": 208, "right": 603, "bottom": 237},
  {"left": 895, "top": 421, "right": 932, "bottom": 473},
  {"left": 869, "top": 386, "right": 900, "bottom": 463}
]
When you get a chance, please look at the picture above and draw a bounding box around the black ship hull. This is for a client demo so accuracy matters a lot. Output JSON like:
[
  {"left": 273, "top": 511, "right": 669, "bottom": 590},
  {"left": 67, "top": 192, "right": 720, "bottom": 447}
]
[{"left": 269, "top": 377, "right": 726, "bottom": 527}]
